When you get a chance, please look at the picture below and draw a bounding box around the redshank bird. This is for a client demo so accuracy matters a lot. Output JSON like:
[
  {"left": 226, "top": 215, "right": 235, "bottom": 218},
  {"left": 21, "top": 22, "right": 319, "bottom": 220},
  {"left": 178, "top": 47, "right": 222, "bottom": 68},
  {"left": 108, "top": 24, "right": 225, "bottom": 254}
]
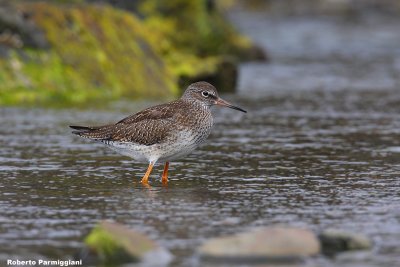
[{"left": 70, "top": 81, "right": 246, "bottom": 185}]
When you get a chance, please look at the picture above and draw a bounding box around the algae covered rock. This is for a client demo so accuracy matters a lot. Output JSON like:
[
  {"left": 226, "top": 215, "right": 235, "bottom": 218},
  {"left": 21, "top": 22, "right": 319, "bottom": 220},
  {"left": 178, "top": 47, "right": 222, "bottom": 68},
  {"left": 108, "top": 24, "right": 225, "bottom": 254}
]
[
  {"left": 28, "top": 2, "right": 176, "bottom": 98},
  {"left": 0, "top": 1, "right": 176, "bottom": 106},
  {"left": 199, "top": 226, "right": 320, "bottom": 263},
  {"left": 84, "top": 220, "right": 172, "bottom": 265},
  {"left": 0, "top": 0, "right": 264, "bottom": 106}
]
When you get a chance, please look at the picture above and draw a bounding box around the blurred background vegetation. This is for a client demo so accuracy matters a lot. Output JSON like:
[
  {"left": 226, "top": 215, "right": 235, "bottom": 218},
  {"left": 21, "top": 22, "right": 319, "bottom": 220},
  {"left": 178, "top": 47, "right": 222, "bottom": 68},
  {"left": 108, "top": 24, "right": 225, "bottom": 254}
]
[
  {"left": 0, "top": 0, "right": 398, "bottom": 107},
  {"left": 0, "top": 0, "right": 265, "bottom": 107}
]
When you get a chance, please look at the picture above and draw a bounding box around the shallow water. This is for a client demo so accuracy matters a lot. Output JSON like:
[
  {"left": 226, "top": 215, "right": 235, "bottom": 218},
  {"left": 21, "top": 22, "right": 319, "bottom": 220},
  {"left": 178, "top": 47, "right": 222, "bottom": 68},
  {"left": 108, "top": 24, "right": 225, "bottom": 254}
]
[{"left": 1, "top": 10, "right": 400, "bottom": 267}]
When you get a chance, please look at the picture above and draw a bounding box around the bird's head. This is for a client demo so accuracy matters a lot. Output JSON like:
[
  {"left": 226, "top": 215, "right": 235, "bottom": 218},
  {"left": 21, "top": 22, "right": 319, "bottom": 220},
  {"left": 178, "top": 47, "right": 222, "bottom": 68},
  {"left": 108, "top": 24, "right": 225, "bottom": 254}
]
[{"left": 181, "top": 81, "right": 247, "bottom": 113}]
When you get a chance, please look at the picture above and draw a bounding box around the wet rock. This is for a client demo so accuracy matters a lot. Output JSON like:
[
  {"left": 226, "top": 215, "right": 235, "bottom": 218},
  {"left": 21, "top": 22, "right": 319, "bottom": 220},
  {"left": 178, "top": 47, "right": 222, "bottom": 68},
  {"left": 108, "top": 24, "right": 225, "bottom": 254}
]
[
  {"left": 83, "top": 221, "right": 172, "bottom": 266},
  {"left": 319, "top": 229, "right": 372, "bottom": 255},
  {"left": 238, "top": 43, "right": 268, "bottom": 62},
  {"left": 179, "top": 57, "right": 238, "bottom": 93},
  {"left": 199, "top": 227, "right": 320, "bottom": 264}
]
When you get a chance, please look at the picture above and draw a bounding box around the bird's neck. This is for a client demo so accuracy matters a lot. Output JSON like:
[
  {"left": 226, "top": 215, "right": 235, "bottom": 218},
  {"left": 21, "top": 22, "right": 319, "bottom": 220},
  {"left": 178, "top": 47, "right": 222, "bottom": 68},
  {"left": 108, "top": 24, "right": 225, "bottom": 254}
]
[{"left": 181, "top": 98, "right": 211, "bottom": 111}]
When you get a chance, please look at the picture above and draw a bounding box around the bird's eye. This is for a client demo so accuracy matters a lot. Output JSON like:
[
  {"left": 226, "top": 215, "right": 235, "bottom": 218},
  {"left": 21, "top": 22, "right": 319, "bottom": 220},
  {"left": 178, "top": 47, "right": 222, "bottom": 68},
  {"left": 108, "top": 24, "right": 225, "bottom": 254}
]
[{"left": 201, "top": 91, "right": 209, "bottom": 97}]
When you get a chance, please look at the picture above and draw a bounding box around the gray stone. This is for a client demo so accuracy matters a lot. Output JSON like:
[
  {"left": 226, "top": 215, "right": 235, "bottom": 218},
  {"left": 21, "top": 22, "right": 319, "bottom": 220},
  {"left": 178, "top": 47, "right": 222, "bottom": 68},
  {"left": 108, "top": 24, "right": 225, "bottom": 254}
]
[
  {"left": 199, "top": 226, "right": 320, "bottom": 263},
  {"left": 319, "top": 229, "right": 372, "bottom": 255}
]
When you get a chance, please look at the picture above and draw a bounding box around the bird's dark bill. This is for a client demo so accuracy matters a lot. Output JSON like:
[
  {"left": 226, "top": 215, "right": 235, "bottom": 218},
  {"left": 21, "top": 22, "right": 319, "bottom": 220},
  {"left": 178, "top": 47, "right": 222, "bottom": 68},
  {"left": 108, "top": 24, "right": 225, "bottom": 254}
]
[{"left": 215, "top": 98, "right": 247, "bottom": 113}]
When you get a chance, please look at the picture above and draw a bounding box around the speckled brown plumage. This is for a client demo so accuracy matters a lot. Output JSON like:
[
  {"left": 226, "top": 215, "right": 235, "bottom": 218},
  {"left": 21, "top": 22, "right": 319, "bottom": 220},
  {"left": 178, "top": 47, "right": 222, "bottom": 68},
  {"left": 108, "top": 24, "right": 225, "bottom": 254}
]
[{"left": 70, "top": 81, "right": 246, "bottom": 184}]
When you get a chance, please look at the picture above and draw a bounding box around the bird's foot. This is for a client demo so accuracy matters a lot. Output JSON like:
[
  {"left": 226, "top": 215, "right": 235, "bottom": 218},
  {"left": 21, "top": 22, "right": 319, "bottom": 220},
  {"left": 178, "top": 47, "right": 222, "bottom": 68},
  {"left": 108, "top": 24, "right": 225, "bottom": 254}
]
[
  {"left": 139, "top": 162, "right": 154, "bottom": 185},
  {"left": 161, "top": 161, "right": 169, "bottom": 184},
  {"left": 141, "top": 181, "right": 151, "bottom": 188}
]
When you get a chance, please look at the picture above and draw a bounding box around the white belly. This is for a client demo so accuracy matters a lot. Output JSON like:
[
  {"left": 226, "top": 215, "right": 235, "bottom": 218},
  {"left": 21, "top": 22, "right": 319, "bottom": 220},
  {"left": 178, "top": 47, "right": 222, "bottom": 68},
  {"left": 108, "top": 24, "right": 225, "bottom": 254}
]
[{"left": 104, "top": 128, "right": 211, "bottom": 164}]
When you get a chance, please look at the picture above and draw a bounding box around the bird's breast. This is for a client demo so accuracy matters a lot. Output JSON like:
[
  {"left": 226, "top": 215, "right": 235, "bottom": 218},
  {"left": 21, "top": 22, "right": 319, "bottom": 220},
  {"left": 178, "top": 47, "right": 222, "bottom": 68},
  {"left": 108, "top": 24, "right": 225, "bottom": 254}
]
[{"left": 187, "top": 108, "right": 213, "bottom": 141}]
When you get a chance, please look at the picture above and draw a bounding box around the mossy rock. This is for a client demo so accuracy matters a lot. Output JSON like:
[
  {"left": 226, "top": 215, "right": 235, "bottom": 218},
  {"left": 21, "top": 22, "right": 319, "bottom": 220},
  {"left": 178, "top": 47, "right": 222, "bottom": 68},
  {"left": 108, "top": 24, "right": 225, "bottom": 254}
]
[
  {"left": 0, "top": 2, "right": 176, "bottom": 107},
  {"left": 0, "top": 0, "right": 265, "bottom": 106},
  {"left": 83, "top": 221, "right": 172, "bottom": 265}
]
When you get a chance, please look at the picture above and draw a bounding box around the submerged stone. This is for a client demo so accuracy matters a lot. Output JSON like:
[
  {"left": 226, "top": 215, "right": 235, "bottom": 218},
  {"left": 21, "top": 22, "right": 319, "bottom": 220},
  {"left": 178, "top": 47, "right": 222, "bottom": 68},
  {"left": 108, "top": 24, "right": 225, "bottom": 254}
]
[
  {"left": 199, "top": 226, "right": 320, "bottom": 264},
  {"left": 84, "top": 221, "right": 172, "bottom": 265},
  {"left": 319, "top": 229, "right": 372, "bottom": 255}
]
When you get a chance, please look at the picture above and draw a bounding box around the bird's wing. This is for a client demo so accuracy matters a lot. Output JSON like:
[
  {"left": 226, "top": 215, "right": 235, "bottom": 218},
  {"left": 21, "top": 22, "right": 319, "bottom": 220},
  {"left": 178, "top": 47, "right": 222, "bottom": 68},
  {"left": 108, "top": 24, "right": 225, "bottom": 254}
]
[
  {"left": 117, "top": 102, "right": 175, "bottom": 124},
  {"left": 70, "top": 102, "right": 180, "bottom": 146}
]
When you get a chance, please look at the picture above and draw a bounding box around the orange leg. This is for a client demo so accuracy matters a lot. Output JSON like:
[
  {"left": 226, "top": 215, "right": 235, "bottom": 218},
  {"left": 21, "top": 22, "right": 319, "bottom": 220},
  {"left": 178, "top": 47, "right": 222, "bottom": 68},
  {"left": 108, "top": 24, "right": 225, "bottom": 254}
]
[
  {"left": 161, "top": 162, "right": 169, "bottom": 184},
  {"left": 140, "top": 162, "right": 154, "bottom": 184}
]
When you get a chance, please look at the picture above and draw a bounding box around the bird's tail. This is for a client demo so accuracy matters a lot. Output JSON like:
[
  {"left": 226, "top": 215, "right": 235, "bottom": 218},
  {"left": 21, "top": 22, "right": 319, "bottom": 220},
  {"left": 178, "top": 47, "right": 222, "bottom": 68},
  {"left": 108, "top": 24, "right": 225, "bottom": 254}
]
[
  {"left": 69, "top": 125, "right": 113, "bottom": 141},
  {"left": 70, "top": 125, "right": 95, "bottom": 134},
  {"left": 69, "top": 125, "right": 99, "bottom": 137}
]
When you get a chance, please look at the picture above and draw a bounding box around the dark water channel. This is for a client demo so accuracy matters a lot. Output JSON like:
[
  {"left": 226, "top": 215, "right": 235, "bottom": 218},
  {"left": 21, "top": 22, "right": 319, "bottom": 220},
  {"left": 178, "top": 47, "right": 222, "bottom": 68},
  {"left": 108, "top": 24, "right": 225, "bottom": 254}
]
[{"left": 1, "top": 10, "right": 400, "bottom": 267}]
